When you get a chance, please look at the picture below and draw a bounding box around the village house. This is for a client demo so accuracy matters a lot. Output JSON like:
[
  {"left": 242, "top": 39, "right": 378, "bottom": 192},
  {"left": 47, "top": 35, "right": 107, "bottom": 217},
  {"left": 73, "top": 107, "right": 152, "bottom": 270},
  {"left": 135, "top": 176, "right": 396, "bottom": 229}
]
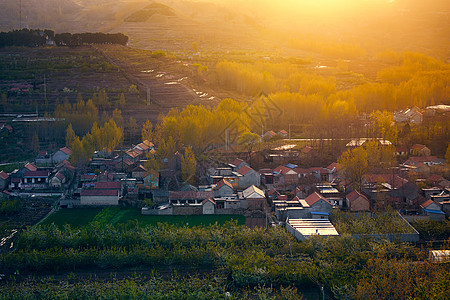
[
  {"left": 49, "top": 171, "right": 67, "bottom": 188},
  {"left": 235, "top": 165, "right": 260, "bottom": 189},
  {"left": 395, "top": 146, "right": 408, "bottom": 157},
  {"left": 80, "top": 189, "right": 119, "bottom": 206},
  {"left": 259, "top": 168, "right": 275, "bottom": 185},
  {"left": 227, "top": 158, "right": 248, "bottom": 171},
  {"left": 304, "top": 192, "right": 334, "bottom": 219},
  {"left": 80, "top": 173, "right": 97, "bottom": 188},
  {"left": 273, "top": 165, "right": 298, "bottom": 187},
  {"left": 394, "top": 106, "right": 423, "bottom": 124},
  {"left": 277, "top": 130, "right": 288, "bottom": 138},
  {"left": 409, "top": 144, "right": 431, "bottom": 156},
  {"left": 202, "top": 198, "right": 215, "bottom": 214},
  {"left": 53, "top": 147, "right": 72, "bottom": 163},
  {"left": 131, "top": 165, "right": 147, "bottom": 179},
  {"left": 213, "top": 179, "right": 234, "bottom": 197},
  {"left": 420, "top": 199, "right": 446, "bottom": 221},
  {"left": 0, "top": 171, "right": 10, "bottom": 190},
  {"left": 94, "top": 181, "right": 123, "bottom": 197},
  {"left": 346, "top": 190, "right": 370, "bottom": 212},
  {"left": 142, "top": 170, "right": 159, "bottom": 189},
  {"left": 239, "top": 185, "right": 268, "bottom": 211},
  {"left": 262, "top": 130, "right": 277, "bottom": 140},
  {"left": 169, "top": 191, "right": 214, "bottom": 206}
]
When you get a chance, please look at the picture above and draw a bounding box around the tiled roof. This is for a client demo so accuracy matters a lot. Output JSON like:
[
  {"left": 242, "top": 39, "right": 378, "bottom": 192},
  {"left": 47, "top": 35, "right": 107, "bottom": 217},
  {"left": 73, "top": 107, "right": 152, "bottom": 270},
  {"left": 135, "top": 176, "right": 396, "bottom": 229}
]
[
  {"left": 267, "top": 188, "right": 280, "bottom": 196},
  {"left": 24, "top": 170, "right": 49, "bottom": 177},
  {"left": 135, "top": 142, "right": 150, "bottom": 151},
  {"left": 302, "top": 146, "right": 313, "bottom": 154},
  {"left": 125, "top": 149, "right": 140, "bottom": 158},
  {"left": 55, "top": 172, "right": 65, "bottom": 180},
  {"left": 169, "top": 191, "right": 214, "bottom": 200},
  {"left": 81, "top": 189, "right": 119, "bottom": 197},
  {"left": 305, "top": 192, "right": 331, "bottom": 206},
  {"left": 364, "top": 174, "right": 408, "bottom": 189},
  {"left": 202, "top": 198, "right": 215, "bottom": 205},
  {"left": 59, "top": 147, "right": 72, "bottom": 155},
  {"left": 420, "top": 199, "right": 434, "bottom": 209},
  {"left": 236, "top": 165, "right": 253, "bottom": 176},
  {"left": 410, "top": 144, "right": 427, "bottom": 151},
  {"left": 242, "top": 185, "right": 265, "bottom": 198},
  {"left": 346, "top": 190, "right": 368, "bottom": 202},
  {"left": 428, "top": 174, "right": 445, "bottom": 183},
  {"left": 274, "top": 165, "right": 297, "bottom": 175},
  {"left": 0, "top": 171, "right": 9, "bottom": 180},
  {"left": 24, "top": 163, "right": 37, "bottom": 171},
  {"left": 81, "top": 174, "right": 97, "bottom": 181},
  {"left": 229, "top": 158, "right": 245, "bottom": 168},
  {"left": 132, "top": 165, "right": 147, "bottom": 172},
  {"left": 408, "top": 156, "right": 438, "bottom": 163},
  {"left": 216, "top": 179, "right": 233, "bottom": 189},
  {"left": 94, "top": 181, "right": 122, "bottom": 190}
]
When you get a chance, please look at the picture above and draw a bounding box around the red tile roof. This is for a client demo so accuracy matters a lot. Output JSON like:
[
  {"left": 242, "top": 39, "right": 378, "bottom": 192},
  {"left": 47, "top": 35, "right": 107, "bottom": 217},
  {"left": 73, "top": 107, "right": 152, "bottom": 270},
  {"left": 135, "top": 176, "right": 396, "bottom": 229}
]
[
  {"left": 81, "top": 189, "right": 119, "bottom": 197},
  {"left": 428, "top": 174, "right": 445, "bottom": 183},
  {"left": 229, "top": 158, "right": 245, "bottom": 168},
  {"left": 125, "top": 149, "right": 140, "bottom": 158},
  {"left": 81, "top": 174, "right": 97, "bottom": 181},
  {"left": 420, "top": 199, "right": 434, "bottom": 209},
  {"left": 59, "top": 147, "right": 72, "bottom": 155},
  {"left": 202, "top": 198, "right": 215, "bottom": 205},
  {"left": 346, "top": 190, "right": 368, "bottom": 202},
  {"left": 0, "top": 171, "right": 9, "bottom": 180},
  {"left": 94, "top": 181, "right": 122, "bottom": 190},
  {"left": 302, "top": 146, "right": 313, "bottom": 154},
  {"left": 216, "top": 179, "right": 233, "bottom": 189},
  {"left": 410, "top": 144, "right": 427, "bottom": 151},
  {"left": 24, "top": 163, "right": 37, "bottom": 172},
  {"left": 236, "top": 165, "right": 253, "bottom": 176},
  {"left": 135, "top": 142, "right": 150, "bottom": 151},
  {"left": 274, "top": 165, "right": 297, "bottom": 175},
  {"left": 277, "top": 195, "right": 288, "bottom": 201},
  {"left": 408, "top": 156, "right": 438, "bottom": 163},
  {"left": 267, "top": 188, "right": 280, "bottom": 196},
  {"left": 364, "top": 174, "right": 408, "bottom": 189},
  {"left": 24, "top": 170, "right": 49, "bottom": 177},
  {"left": 55, "top": 172, "right": 65, "bottom": 181},
  {"left": 305, "top": 192, "right": 331, "bottom": 206}
]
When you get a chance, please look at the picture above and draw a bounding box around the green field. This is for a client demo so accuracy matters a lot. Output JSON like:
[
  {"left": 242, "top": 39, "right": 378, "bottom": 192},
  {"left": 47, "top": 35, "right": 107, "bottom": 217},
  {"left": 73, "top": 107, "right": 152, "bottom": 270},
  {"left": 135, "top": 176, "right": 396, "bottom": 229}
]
[{"left": 40, "top": 207, "right": 245, "bottom": 228}]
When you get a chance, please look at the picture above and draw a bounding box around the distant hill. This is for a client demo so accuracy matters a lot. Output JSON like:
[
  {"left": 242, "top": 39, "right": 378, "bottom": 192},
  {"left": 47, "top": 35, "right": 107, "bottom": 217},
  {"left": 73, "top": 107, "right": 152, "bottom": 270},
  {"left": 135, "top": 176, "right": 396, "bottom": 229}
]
[{"left": 125, "top": 3, "right": 176, "bottom": 22}]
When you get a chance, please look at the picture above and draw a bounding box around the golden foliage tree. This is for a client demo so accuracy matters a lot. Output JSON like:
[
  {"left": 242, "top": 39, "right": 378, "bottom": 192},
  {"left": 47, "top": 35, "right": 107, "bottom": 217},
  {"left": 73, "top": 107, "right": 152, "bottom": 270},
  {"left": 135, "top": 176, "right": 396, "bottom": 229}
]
[{"left": 181, "top": 146, "right": 196, "bottom": 184}]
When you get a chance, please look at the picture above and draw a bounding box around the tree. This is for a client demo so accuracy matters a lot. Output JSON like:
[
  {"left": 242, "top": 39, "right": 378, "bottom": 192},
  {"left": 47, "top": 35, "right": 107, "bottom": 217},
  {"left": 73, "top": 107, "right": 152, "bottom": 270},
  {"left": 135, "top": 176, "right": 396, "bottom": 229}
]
[
  {"left": 65, "top": 124, "right": 77, "bottom": 149},
  {"left": 31, "top": 132, "right": 40, "bottom": 154},
  {"left": 238, "top": 132, "right": 261, "bottom": 166},
  {"left": 181, "top": 146, "right": 196, "bottom": 184},
  {"left": 338, "top": 146, "right": 368, "bottom": 190},
  {"left": 118, "top": 93, "right": 126, "bottom": 108},
  {"left": 142, "top": 120, "right": 153, "bottom": 142},
  {"left": 112, "top": 109, "right": 124, "bottom": 128},
  {"left": 370, "top": 111, "right": 398, "bottom": 143},
  {"left": 445, "top": 143, "right": 450, "bottom": 169}
]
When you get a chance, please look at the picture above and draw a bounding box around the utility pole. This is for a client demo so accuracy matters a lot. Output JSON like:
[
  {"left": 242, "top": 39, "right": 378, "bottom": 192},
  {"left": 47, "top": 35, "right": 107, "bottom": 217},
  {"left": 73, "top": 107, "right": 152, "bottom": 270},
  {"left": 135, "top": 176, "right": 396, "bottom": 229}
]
[
  {"left": 44, "top": 74, "right": 47, "bottom": 102},
  {"left": 19, "top": 0, "right": 22, "bottom": 29}
]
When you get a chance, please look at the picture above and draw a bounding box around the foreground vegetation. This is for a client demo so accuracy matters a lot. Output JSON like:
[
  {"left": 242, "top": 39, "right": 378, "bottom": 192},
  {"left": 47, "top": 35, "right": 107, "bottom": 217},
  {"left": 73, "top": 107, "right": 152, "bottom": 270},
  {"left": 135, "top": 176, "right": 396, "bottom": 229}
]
[
  {"left": 41, "top": 207, "right": 245, "bottom": 228},
  {"left": 1, "top": 221, "right": 449, "bottom": 299}
]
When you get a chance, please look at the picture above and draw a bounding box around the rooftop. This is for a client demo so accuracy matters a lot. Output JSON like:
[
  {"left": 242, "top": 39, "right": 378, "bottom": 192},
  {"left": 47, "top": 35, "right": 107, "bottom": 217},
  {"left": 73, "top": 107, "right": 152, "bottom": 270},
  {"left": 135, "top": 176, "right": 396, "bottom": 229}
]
[{"left": 288, "top": 219, "right": 339, "bottom": 239}]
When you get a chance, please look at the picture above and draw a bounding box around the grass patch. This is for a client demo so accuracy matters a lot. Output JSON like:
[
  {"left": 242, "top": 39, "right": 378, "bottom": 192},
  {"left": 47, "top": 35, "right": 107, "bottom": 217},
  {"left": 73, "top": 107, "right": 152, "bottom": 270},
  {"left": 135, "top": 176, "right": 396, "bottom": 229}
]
[
  {"left": 331, "top": 210, "right": 416, "bottom": 235},
  {"left": 41, "top": 208, "right": 103, "bottom": 228},
  {"left": 41, "top": 208, "right": 245, "bottom": 228}
]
